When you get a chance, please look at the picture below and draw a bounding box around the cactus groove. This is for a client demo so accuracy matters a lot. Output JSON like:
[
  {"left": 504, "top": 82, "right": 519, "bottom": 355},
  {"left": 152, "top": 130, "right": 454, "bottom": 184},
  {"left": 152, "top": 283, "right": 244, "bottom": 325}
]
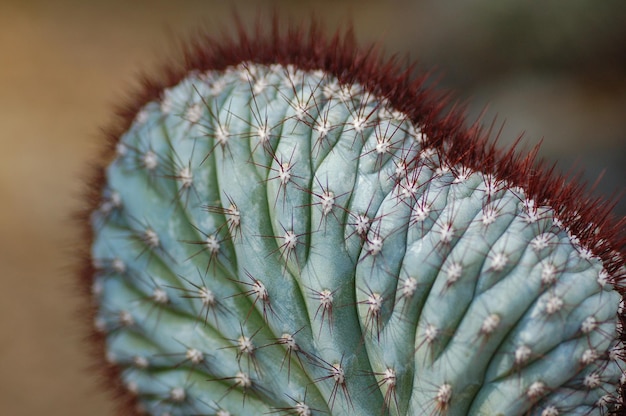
[{"left": 82, "top": 23, "right": 625, "bottom": 416}]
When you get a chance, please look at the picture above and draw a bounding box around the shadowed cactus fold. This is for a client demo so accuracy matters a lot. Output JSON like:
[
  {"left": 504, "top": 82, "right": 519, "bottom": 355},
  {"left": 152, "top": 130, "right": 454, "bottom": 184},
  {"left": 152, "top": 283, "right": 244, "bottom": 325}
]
[{"left": 82, "top": 23, "right": 626, "bottom": 415}]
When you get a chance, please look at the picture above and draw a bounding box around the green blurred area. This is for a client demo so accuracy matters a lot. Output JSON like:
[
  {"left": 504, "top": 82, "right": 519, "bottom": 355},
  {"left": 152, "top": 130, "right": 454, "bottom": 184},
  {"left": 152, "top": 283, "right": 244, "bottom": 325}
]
[{"left": 0, "top": 1, "right": 623, "bottom": 415}]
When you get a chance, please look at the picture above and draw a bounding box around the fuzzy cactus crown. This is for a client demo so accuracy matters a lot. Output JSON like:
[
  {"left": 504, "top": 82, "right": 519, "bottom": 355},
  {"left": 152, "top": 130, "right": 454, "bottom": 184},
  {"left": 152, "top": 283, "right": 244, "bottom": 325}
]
[{"left": 81, "top": 20, "right": 626, "bottom": 415}]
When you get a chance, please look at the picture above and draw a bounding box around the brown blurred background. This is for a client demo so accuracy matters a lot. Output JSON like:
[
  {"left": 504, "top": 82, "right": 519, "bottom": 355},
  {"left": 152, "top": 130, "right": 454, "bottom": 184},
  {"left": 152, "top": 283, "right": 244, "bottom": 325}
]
[{"left": 0, "top": 1, "right": 624, "bottom": 415}]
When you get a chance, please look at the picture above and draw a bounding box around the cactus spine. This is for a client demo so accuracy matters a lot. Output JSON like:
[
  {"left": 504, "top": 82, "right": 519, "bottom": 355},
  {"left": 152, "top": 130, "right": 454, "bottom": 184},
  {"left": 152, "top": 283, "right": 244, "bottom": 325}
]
[{"left": 83, "top": 24, "right": 625, "bottom": 416}]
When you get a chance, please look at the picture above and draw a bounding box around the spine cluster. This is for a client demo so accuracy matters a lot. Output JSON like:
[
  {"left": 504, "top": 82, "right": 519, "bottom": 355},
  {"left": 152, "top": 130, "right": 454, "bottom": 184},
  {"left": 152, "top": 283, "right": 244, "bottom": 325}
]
[{"left": 87, "top": 61, "right": 624, "bottom": 415}]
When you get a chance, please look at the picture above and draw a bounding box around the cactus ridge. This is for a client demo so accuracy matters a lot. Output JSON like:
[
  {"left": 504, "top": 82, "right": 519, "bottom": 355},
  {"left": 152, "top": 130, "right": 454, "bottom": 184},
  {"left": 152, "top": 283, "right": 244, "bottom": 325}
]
[{"left": 87, "top": 61, "right": 624, "bottom": 416}]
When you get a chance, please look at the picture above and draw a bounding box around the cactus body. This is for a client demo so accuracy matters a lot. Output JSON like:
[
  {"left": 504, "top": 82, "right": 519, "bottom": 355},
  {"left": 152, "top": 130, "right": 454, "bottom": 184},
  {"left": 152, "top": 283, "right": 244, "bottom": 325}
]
[{"left": 85, "top": 27, "right": 625, "bottom": 416}]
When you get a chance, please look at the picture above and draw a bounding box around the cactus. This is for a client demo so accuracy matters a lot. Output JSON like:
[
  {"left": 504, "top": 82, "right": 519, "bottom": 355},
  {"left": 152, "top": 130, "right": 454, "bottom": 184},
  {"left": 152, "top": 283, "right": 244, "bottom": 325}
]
[{"left": 81, "top": 22, "right": 626, "bottom": 415}]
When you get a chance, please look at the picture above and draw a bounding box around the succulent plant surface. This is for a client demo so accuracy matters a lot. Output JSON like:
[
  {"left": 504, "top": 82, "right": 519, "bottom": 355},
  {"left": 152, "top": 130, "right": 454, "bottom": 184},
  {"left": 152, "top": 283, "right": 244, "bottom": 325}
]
[{"left": 82, "top": 23, "right": 626, "bottom": 416}]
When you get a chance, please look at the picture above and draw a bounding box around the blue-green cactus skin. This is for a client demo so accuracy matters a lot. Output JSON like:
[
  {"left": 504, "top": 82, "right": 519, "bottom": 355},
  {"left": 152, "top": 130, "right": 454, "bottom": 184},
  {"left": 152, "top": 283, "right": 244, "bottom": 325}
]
[{"left": 89, "top": 63, "right": 623, "bottom": 415}]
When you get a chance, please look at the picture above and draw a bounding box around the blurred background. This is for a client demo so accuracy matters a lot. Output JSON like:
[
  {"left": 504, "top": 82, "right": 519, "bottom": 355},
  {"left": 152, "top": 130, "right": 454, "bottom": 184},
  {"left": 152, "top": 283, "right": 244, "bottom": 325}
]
[{"left": 0, "top": 1, "right": 624, "bottom": 414}]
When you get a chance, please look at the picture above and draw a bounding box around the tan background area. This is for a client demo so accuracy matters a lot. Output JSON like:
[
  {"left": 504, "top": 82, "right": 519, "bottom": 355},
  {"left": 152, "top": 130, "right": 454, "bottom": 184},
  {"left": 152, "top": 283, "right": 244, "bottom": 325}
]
[{"left": 0, "top": 1, "right": 624, "bottom": 415}]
